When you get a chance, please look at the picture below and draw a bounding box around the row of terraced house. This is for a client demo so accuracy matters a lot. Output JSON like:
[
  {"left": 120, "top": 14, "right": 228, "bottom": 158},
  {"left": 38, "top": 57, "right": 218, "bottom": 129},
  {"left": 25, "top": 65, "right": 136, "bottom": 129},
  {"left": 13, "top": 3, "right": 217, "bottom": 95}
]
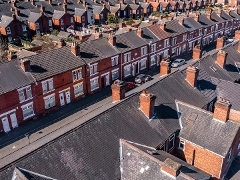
[
  {"left": 0, "top": 9, "right": 240, "bottom": 134},
  {"left": 0, "top": 0, "right": 213, "bottom": 42}
]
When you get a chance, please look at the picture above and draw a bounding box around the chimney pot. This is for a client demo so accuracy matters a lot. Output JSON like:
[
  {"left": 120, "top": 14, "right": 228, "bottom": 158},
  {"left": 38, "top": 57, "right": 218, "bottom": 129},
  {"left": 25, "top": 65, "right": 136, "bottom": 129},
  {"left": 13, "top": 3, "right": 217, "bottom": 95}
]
[
  {"left": 12, "top": 13, "right": 16, "bottom": 20},
  {"left": 118, "top": 22, "right": 125, "bottom": 29},
  {"left": 139, "top": 90, "right": 156, "bottom": 119},
  {"left": 109, "top": 34, "right": 116, "bottom": 46},
  {"left": 186, "top": 65, "right": 199, "bottom": 87},
  {"left": 234, "top": 30, "right": 240, "bottom": 41},
  {"left": 216, "top": 37, "right": 225, "bottom": 49},
  {"left": 216, "top": 50, "right": 227, "bottom": 69},
  {"left": 137, "top": 28, "right": 143, "bottom": 37},
  {"left": 193, "top": 14, "right": 199, "bottom": 22},
  {"left": 160, "top": 59, "right": 171, "bottom": 76},
  {"left": 20, "top": 59, "right": 31, "bottom": 72},
  {"left": 161, "top": 158, "right": 181, "bottom": 177},
  {"left": 111, "top": 80, "right": 125, "bottom": 102},
  {"left": 71, "top": 42, "right": 80, "bottom": 56},
  {"left": 213, "top": 97, "right": 231, "bottom": 122},
  {"left": 7, "top": 51, "right": 17, "bottom": 61},
  {"left": 192, "top": 45, "right": 202, "bottom": 60}
]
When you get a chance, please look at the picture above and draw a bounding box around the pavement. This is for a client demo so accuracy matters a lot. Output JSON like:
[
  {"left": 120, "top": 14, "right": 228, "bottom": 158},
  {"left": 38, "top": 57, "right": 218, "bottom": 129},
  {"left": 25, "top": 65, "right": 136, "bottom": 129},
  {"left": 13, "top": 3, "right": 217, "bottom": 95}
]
[{"left": 0, "top": 44, "right": 213, "bottom": 149}]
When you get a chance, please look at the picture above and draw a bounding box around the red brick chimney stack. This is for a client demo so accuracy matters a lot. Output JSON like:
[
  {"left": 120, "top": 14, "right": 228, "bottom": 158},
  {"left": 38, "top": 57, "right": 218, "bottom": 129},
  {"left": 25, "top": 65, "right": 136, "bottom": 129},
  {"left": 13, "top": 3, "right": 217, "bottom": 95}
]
[
  {"left": 213, "top": 97, "right": 231, "bottom": 123},
  {"left": 186, "top": 66, "right": 199, "bottom": 87},
  {"left": 57, "top": 39, "right": 65, "bottom": 48},
  {"left": 111, "top": 80, "right": 126, "bottom": 102},
  {"left": 160, "top": 59, "right": 171, "bottom": 76},
  {"left": 48, "top": 0, "right": 52, "bottom": 4},
  {"left": 40, "top": 5, "right": 45, "bottom": 13},
  {"left": 109, "top": 33, "right": 116, "bottom": 46},
  {"left": 71, "top": 42, "right": 80, "bottom": 56},
  {"left": 159, "top": 23, "right": 165, "bottom": 30},
  {"left": 161, "top": 158, "right": 181, "bottom": 177},
  {"left": 139, "top": 89, "right": 156, "bottom": 119},
  {"left": 234, "top": 30, "right": 240, "bottom": 41},
  {"left": 118, "top": 22, "right": 125, "bottom": 28},
  {"left": 63, "top": 3, "right": 67, "bottom": 13},
  {"left": 192, "top": 45, "right": 202, "bottom": 60},
  {"left": 178, "top": 18, "right": 184, "bottom": 25},
  {"left": 216, "top": 50, "right": 227, "bottom": 69},
  {"left": 216, "top": 37, "right": 225, "bottom": 49},
  {"left": 20, "top": 59, "right": 31, "bottom": 72}
]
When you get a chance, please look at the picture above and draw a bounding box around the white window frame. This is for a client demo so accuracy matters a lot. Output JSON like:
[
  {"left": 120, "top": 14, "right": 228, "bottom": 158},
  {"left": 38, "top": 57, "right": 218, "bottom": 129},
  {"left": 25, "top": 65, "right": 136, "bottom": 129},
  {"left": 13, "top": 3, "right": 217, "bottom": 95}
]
[
  {"left": 6, "top": 27, "right": 11, "bottom": 34},
  {"left": 168, "top": 134, "right": 175, "bottom": 151},
  {"left": 183, "top": 34, "right": 187, "bottom": 41},
  {"left": 124, "top": 65, "right": 131, "bottom": 77},
  {"left": 141, "top": 46, "right": 147, "bottom": 56},
  {"left": 17, "top": 85, "right": 32, "bottom": 103},
  {"left": 140, "top": 58, "right": 147, "bottom": 70},
  {"left": 72, "top": 68, "right": 82, "bottom": 82},
  {"left": 41, "top": 78, "right": 54, "bottom": 94},
  {"left": 150, "top": 55, "right": 156, "bottom": 66},
  {"left": 151, "top": 43, "right": 156, "bottom": 52},
  {"left": 73, "top": 83, "right": 83, "bottom": 97},
  {"left": 211, "top": 26, "right": 214, "bottom": 32},
  {"left": 199, "top": 29, "right": 202, "bottom": 36},
  {"left": 70, "top": 17, "right": 74, "bottom": 23},
  {"left": 60, "top": 19, "right": 64, "bottom": 25},
  {"left": 21, "top": 102, "right": 35, "bottom": 120},
  {"left": 49, "top": 20, "right": 52, "bottom": 26},
  {"left": 164, "top": 39, "right": 169, "bottom": 48},
  {"left": 111, "top": 56, "right": 119, "bottom": 66},
  {"left": 90, "top": 77, "right": 99, "bottom": 91},
  {"left": 43, "top": 93, "right": 56, "bottom": 109},
  {"left": 35, "top": 23, "right": 39, "bottom": 30},
  {"left": 227, "top": 148, "right": 232, "bottom": 162},
  {"left": 124, "top": 53, "right": 131, "bottom": 63},
  {"left": 89, "top": 63, "right": 98, "bottom": 76},
  {"left": 172, "top": 37, "right": 177, "bottom": 45},
  {"left": 179, "top": 140, "right": 185, "bottom": 150},
  {"left": 22, "top": 25, "right": 27, "bottom": 31},
  {"left": 112, "top": 68, "right": 119, "bottom": 81}
]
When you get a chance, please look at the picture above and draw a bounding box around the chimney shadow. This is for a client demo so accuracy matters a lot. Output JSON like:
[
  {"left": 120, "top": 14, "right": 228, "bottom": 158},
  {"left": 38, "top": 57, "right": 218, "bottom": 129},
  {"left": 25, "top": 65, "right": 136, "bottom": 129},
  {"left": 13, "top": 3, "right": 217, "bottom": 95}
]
[
  {"left": 225, "top": 64, "right": 239, "bottom": 73},
  {"left": 197, "top": 79, "right": 217, "bottom": 91},
  {"left": 80, "top": 52, "right": 99, "bottom": 59},
  {"left": 116, "top": 43, "right": 129, "bottom": 49},
  {"left": 154, "top": 104, "right": 178, "bottom": 119}
]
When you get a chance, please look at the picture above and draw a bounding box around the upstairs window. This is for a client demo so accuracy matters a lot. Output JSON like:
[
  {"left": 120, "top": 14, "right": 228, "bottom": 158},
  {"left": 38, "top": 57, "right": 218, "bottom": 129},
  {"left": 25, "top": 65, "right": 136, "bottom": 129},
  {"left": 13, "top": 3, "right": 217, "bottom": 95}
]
[
  {"left": 70, "top": 17, "right": 74, "bottom": 23},
  {"left": 183, "top": 34, "right": 187, "bottom": 41},
  {"left": 18, "top": 86, "right": 32, "bottom": 103},
  {"left": 60, "top": 19, "right": 64, "bottom": 25},
  {"left": 89, "top": 63, "right": 98, "bottom": 75},
  {"left": 22, "top": 25, "right": 27, "bottom": 31},
  {"left": 172, "top": 37, "right": 177, "bottom": 45},
  {"left": 111, "top": 56, "right": 119, "bottom": 66},
  {"left": 216, "top": 24, "right": 218, "bottom": 31},
  {"left": 199, "top": 29, "right": 202, "bottom": 35},
  {"left": 211, "top": 26, "right": 214, "bottom": 32},
  {"left": 151, "top": 44, "right": 156, "bottom": 52},
  {"left": 35, "top": 23, "right": 39, "bottom": 30},
  {"left": 168, "top": 134, "right": 175, "bottom": 151},
  {"left": 49, "top": 20, "right": 52, "bottom": 26},
  {"left": 124, "top": 53, "right": 131, "bottom": 63},
  {"left": 164, "top": 39, "right": 169, "bottom": 47},
  {"left": 179, "top": 140, "right": 185, "bottom": 150},
  {"left": 6, "top": 27, "right": 11, "bottom": 34},
  {"left": 227, "top": 149, "right": 232, "bottom": 162},
  {"left": 82, "top": 16, "right": 85, "bottom": 22},
  {"left": 41, "top": 79, "right": 54, "bottom": 94},
  {"left": 72, "top": 68, "right": 82, "bottom": 82},
  {"left": 141, "top": 46, "right": 147, "bottom": 56}
]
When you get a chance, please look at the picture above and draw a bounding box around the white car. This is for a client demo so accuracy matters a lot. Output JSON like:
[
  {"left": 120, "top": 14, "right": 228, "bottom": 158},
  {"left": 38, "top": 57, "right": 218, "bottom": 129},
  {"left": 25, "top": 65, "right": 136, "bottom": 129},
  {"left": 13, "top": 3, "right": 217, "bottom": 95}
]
[
  {"left": 171, "top": 59, "right": 186, "bottom": 68},
  {"left": 226, "top": 38, "right": 234, "bottom": 43}
]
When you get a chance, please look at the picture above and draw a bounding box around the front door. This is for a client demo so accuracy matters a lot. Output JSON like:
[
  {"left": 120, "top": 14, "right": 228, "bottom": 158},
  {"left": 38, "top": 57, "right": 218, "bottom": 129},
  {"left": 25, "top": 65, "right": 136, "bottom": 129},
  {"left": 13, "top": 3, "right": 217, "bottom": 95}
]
[
  {"left": 136, "top": 62, "right": 139, "bottom": 74},
  {"left": 10, "top": 113, "right": 18, "bottom": 128},
  {"left": 101, "top": 76, "right": 105, "bottom": 88},
  {"left": 59, "top": 92, "right": 65, "bottom": 106},
  {"left": 65, "top": 90, "right": 71, "bottom": 104},
  {"left": 1, "top": 117, "right": 10, "bottom": 133},
  {"left": 105, "top": 74, "right": 109, "bottom": 86}
]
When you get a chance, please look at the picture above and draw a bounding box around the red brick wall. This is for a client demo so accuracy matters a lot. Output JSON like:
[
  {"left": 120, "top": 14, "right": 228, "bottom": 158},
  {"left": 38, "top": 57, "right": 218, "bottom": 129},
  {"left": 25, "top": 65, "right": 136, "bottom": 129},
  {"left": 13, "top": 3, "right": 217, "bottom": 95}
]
[{"left": 176, "top": 140, "right": 223, "bottom": 179}]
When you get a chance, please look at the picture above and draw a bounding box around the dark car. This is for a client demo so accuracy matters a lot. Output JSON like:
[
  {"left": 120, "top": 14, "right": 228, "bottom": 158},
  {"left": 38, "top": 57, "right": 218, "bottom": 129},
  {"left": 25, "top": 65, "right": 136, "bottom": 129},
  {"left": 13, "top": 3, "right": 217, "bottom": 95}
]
[
  {"left": 114, "top": 80, "right": 136, "bottom": 91},
  {"left": 135, "top": 74, "right": 152, "bottom": 84}
]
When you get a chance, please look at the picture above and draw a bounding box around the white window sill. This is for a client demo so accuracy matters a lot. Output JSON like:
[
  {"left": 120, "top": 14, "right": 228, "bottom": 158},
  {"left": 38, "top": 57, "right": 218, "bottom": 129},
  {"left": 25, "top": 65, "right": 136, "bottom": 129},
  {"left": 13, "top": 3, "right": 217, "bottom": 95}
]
[
  {"left": 43, "top": 89, "right": 55, "bottom": 95},
  {"left": 140, "top": 67, "right": 146, "bottom": 70},
  {"left": 73, "top": 78, "right": 83, "bottom": 83},
  {"left": 91, "top": 86, "right": 99, "bottom": 92},
  {"left": 45, "top": 105, "right": 56, "bottom": 110},
  {"left": 124, "top": 74, "right": 131, "bottom": 78},
  {"left": 23, "top": 113, "right": 35, "bottom": 120},
  {"left": 90, "top": 72, "right": 99, "bottom": 77},
  {"left": 75, "top": 92, "right": 84, "bottom": 98},
  {"left": 19, "top": 97, "right": 33, "bottom": 104}
]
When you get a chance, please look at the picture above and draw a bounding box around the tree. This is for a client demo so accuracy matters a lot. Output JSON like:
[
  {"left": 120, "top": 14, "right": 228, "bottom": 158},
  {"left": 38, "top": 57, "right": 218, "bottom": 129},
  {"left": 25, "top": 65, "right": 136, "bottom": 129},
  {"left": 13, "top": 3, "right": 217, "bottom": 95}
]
[
  {"left": 107, "top": 14, "right": 116, "bottom": 24},
  {"left": 0, "top": 34, "right": 8, "bottom": 62}
]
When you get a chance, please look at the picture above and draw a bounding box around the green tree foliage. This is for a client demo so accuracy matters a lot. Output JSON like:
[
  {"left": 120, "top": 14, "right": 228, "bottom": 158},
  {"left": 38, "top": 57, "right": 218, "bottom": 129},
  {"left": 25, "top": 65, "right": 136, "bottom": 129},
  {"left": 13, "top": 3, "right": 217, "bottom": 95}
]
[{"left": 107, "top": 14, "right": 116, "bottom": 24}]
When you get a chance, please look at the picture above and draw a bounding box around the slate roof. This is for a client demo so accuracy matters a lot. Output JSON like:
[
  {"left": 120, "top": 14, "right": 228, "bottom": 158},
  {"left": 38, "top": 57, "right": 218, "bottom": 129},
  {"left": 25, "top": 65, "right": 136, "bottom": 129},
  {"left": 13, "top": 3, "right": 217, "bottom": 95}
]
[
  {"left": 109, "top": 6, "right": 119, "bottom": 13},
  {"left": 182, "top": 17, "right": 202, "bottom": 31},
  {"left": 210, "top": 12, "right": 225, "bottom": 23},
  {"left": 92, "top": 5, "right": 103, "bottom": 14},
  {"left": 52, "top": 10, "right": 65, "bottom": 19},
  {"left": 220, "top": 10, "right": 233, "bottom": 21},
  {"left": 141, "top": 26, "right": 159, "bottom": 43},
  {"left": 121, "top": 140, "right": 210, "bottom": 180},
  {"left": 176, "top": 101, "right": 240, "bottom": 157},
  {"left": 0, "top": 69, "right": 210, "bottom": 179},
  {"left": 27, "top": 46, "right": 85, "bottom": 81},
  {"left": 0, "top": 15, "right": 13, "bottom": 27},
  {"left": 115, "top": 31, "right": 148, "bottom": 53},
  {"left": 164, "top": 20, "right": 188, "bottom": 37},
  {"left": 213, "top": 78, "right": 240, "bottom": 111},
  {"left": 229, "top": 10, "right": 240, "bottom": 19},
  {"left": 198, "top": 13, "right": 215, "bottom": 27},
  {"left": 148, "top": 24, "right": 171, "bottom": 40},
  {"left": 74, "top": 8, "right": 86, "bottom": 16},
  {"left": 28, "top": 12, "right": 41, "bottom": 23},
  {"left": 0, "top": 60, "right": 35, "bottom": 95}
]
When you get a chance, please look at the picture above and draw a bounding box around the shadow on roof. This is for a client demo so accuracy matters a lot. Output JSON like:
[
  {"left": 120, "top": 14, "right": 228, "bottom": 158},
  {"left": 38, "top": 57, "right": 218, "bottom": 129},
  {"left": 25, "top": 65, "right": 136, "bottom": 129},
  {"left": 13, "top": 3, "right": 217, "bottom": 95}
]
[
  {"left": 225, "top": 64, "right": 239, "bottom": 73},
  {"left": 31, "top": 65, "right": 47, "bottom": 73},
  {"left": 154, "top": 103, "right": 178, "bottom": 119},
  {"left": 197, "top": 79, "right": 217, "bottom": 91},
  {"left": 80, "top": 52, "right": 99, "bottom": 59},
  {"left": 116, "top": 42, "right": 129, "bottom": 49}
]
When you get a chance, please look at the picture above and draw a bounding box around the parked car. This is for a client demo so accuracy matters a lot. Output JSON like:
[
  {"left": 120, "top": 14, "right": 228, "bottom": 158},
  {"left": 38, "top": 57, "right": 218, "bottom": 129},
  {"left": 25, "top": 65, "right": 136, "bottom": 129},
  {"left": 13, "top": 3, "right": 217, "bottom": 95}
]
[
  {"left": 171, "top": 59, "right": 186, "bottom": 68},
  {"left": 135, "top": 74, "right": 152, "bottom": 84},
  {"left": 114, "top": 80, "right": 136, "bottom": 91},
  {"left": 226, "top": 38, "right": 234, "bottom": 43}
]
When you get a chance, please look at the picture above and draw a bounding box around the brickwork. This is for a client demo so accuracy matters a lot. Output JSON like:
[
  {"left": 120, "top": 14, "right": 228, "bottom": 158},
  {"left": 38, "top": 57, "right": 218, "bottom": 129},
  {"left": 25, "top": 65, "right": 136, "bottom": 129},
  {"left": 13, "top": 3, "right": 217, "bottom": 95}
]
[
  {"left": 213, "top": 98, "right": 231, "bottom": 122},
  {"left": 234, "top": 30, "right": 240, "bottom": 41},
  {"left": 192, "top": 45, "right": 202, "bottom": 60},
  {"left": 111, "top": 81, "right": 125, "bottom": 102},
  {"left": 160, "top": 59, "right": 170, "bottom": 76},
  {"left": 161, "top": 159, "right": 181, "bottom": 177},
  {"left": 216, "top": 50, "right": 227, "bottom": 69},
  {"left": 139, "top": 89, "right": 156, "bottom": 118},
  {"left": 216, "top": 37, "right": 224, "bottom": 49},
  {"left": 186, "top": 66, "right": 199, "bottom": 87}
]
